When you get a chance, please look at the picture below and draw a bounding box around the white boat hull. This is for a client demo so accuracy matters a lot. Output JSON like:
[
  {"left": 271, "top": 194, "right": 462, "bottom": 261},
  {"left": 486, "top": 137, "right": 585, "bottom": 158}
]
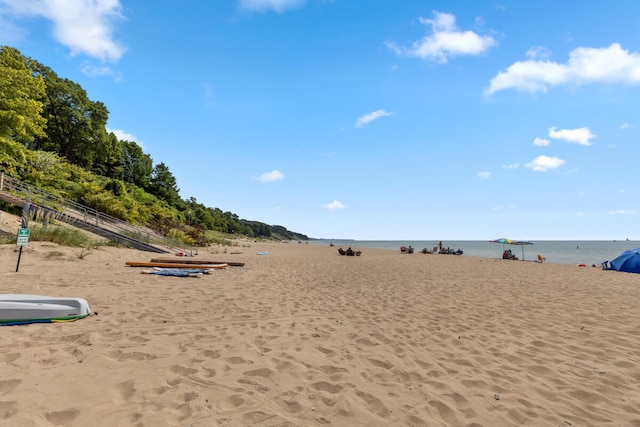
[{"left": 0, "top": 294, "right": 91, "bottom": 323}]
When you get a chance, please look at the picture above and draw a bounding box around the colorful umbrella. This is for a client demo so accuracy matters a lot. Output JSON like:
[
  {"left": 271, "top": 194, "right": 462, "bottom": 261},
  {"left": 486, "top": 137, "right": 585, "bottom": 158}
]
[
  {"left": 491, "top": 238, "right": 513, "bottom": 245},
  {"left": 490, "top": 238, "right": 533, "bottom": 260}
]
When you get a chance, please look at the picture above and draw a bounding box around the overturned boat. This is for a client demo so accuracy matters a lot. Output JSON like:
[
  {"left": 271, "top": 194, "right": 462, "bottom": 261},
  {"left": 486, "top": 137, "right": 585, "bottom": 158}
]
[{"left": 0, "top": 294, "right": 92, "bottom": 325}]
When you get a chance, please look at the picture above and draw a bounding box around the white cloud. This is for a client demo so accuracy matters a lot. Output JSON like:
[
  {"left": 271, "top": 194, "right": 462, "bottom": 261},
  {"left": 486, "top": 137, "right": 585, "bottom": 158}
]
[
  {"left": 257, "top": 170, "right": 284, "bottom": 183},
  {"left": 386, "top": 11, "right": 496, "bottom": 63},
  {"left": 107, "top": 128, "right": 141, "bottom": 143},
  {"left": 549, "top": 127, "right": 595, "bottom": 146},
  {"left": 620, "top": 122, "right": 633, "bottom": 129},
  {"left": 81, "top": 63, "right": 115, "bottom": 77},
  {"left": 526, "top": 46, "right": 551, "bottom": 60},
  {"left": 355, "top": 109, "right": 394, "bottom": 128},
  {"left": 525, "top": 155, "right": 565, "bottom": 172},
  {"left": 533, "top": 137, "right": 550, "bottom": 147},
  {"left": 1, "top": 0, "right": 125, "bottom": 61},
  {"left": 502, "top": 163, "right": 519, "bottom": 169},
  {"left": 238, "top": 0, "right": 305, "bottom": 12},
  {"left": 323, "top": 200, "right": 345, "bottom": 211},
  {"left": 487, "top": 43, "right": 640, "bottom": 94},
  {"left": 477, "top": 171, "right": 490, "bottom": 179},
  {"left": 607, "top": 209, "right": 637, "bottom": 215}
]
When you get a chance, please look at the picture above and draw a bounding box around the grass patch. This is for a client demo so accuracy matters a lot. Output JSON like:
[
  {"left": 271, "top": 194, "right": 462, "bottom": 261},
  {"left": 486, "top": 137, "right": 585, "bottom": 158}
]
[
  {"left": 27, "top": 224, "right": 101, "bottom": 248},
  {"left": 205, "top": 230, "right": 239, "bottom": 247},
  {"left": 0, "top": 232, "right": 14, "bottom": 244}
]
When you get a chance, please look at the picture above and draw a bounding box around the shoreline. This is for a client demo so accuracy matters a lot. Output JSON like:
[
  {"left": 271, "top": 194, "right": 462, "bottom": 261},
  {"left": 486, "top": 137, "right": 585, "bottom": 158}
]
[{"left": 310, "top": 239, "right": 636, "bottom": 266}]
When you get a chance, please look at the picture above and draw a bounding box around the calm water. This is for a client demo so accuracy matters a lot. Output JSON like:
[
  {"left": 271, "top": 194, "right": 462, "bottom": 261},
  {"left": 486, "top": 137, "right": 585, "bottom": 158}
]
[{"left": 309, "top": 239, "right": 640, "bottom": 266}]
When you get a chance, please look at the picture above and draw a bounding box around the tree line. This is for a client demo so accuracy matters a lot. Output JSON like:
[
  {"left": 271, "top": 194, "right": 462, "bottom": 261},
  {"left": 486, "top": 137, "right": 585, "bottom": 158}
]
[{"left": 0, "top": 46, "right": 308, "bottom": 243}]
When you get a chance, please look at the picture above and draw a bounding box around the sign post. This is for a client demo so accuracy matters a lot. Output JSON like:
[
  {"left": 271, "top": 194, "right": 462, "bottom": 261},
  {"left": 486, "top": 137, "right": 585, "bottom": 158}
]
[{"left": 15, "top": 228, "right": 30, "bottom": 272}]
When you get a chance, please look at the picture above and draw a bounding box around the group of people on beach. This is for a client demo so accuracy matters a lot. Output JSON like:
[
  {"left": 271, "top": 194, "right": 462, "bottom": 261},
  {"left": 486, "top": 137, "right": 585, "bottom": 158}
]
[
  {"left": 409, "top": 241, "right": 463, "bottom": 255},
  {"left": 503, "top": 249, "right": 518, "bottom": 260},
  {"left": 338, "top": 247, "right": 361, "bottom": 256}
]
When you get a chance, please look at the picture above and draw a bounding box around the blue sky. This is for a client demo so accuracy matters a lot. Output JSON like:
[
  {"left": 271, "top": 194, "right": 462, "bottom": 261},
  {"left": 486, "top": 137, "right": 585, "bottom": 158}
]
[{"left": 1, "top": 0, "right": 639, "bottom": 240}]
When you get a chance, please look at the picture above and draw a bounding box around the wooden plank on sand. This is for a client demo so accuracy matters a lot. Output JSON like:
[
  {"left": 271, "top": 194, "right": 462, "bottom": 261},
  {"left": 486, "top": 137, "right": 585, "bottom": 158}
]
[
  {"left": 126, "top": 261, "right": 228, "bottom": 269},
  {"left": 149, "top": 258, "right": 245, "bottom": 267}
]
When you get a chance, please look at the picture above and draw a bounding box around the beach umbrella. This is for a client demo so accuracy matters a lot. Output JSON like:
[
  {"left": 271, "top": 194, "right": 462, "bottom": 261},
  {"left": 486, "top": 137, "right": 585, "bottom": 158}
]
[
  {"left": 490, "top": 238, "right": 533, "bottom": 260},
  {"left": 609, "top": 248, "right": 640, "bottom": 274},
  {"left": 511, "top": 240, "right": 533, "bottom": 261},
  {"left": 491, "top": 238, "right": 513, "bottom": 244},
  {"left": 490, "top": 238, "right": 512, "bottom": 252}
]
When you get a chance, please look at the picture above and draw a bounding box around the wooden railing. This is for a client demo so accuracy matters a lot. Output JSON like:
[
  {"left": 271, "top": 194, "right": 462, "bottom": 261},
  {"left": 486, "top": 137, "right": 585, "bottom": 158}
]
[{"left": 0, "top": 172, "right": 193, "bottom": 254}]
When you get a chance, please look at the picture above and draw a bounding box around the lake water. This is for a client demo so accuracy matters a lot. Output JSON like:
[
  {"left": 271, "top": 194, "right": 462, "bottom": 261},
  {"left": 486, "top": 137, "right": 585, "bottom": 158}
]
[{"left": 309, "top": 239, "right": 640, "bottom": 266}]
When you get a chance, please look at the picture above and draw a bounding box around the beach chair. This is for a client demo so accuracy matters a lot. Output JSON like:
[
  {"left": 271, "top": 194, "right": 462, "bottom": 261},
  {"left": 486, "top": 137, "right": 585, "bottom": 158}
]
[{"left": 537, "top": 254, "right": 546, "bottom": 263}]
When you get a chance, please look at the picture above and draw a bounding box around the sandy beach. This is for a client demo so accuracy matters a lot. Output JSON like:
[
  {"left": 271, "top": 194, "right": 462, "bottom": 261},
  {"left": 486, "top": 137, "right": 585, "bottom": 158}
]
[{"left": 1, "top": 222, "right": 640, "bottom": 426}]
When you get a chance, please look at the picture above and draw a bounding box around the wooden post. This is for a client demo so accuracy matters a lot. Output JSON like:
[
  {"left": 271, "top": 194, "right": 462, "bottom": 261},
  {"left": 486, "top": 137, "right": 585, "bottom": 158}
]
[{"left": 22, "top": 201, "right": 30, "bottom": 228}]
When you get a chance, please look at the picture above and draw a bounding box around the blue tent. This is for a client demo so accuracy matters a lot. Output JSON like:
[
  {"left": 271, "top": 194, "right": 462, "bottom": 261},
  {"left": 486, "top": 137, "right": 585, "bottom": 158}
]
[{"left": 609, "top": 248, "right": 640, "bottom": 274}]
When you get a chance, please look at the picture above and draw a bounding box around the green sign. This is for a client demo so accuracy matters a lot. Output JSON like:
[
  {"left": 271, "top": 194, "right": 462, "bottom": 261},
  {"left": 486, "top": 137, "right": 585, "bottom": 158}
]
[{"left": 16, "top": 228, "right": 30, "bottom": 246}]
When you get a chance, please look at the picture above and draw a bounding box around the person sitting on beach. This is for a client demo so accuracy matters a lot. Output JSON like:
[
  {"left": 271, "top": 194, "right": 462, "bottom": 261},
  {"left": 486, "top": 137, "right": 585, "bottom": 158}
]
[
  {"left": 503, "top": 250, "right": 509, "bottom": 259},
  {"left": 507, "top": 249, "right": 518, "bottom": 260},
  {"left": 338, "top": 248, "right": 346, "bottom": 256},
  {"left": 346, "top": 247, "right": 355, "bottom": 256}
]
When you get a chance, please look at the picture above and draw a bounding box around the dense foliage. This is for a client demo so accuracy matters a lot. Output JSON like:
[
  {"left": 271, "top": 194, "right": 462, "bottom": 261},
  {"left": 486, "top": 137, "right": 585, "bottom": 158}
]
[{"left": 0, "top": 46, "right": 308, "bottom": 244}]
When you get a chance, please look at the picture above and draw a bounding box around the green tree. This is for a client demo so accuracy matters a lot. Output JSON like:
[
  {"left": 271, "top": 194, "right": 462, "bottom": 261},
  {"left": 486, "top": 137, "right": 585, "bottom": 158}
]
[
  {"left": 0, "top": 137, "right": 27, "bottom": 174},
  {"left": 92, "top": 130, "right": 122, "bottom": 178},
  {"left": 0, "top": 46, "right": 47, "bottom": 141},
  {"left": 147, "top": 162, "right": 180, "bottom": 205},
  {"left": 119, "top": 139, "right": 152, "bottom": 188},
  {"left": 29, "top": 61, "right": 111, "bottom": 170}
]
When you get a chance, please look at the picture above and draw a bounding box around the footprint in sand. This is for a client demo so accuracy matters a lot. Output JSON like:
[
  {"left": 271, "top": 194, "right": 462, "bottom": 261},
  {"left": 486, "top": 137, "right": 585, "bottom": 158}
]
[
  {"left": 316, "top": 365, "right": 348, "bottom": 376},
  {"left": 202, "top": 349, "right": 220, "bottom": 359},
  {"left": 273, "top": 358, "right": 293, "bottom": 371},
  {"left": 355, "top": 338, "right": 378, "bottom": 347},
  {"left": 316, "top": 347, "right": 336, "bottom": 357},
  {"left": 367, "top": 358, "right": 393, "bottom": 370},
  {"left": 169, "top": 365, "right": 198, "bottom": 376},
  {"left": 239, "top": 410, "right": 282, "bottom": 424},
  {"left": 310, "top": 381, "right": 343, "bottom": 394},
  {"left": 355, "top": 390, "right": 390, "bottom": 418},
  {"left": 277, "top": 398, "right": 302, "bottom": 413},
  {"left": 0, "top": 401, "right": 18, "bottom": 419},
  {"left": 243, "top": 367, "right": 273, "bottom": 377},
  {"left": 45, "top": 408, "right": 80, "bottom": 425},
  {"left": 112, "top": 380, "right": 136, "bottom": 404},
  {"left": 128, "top": 335, "right": 151, "bottom": 344},
  {"left": 226, "top": 356, "right": 252, "bottom": 365},
  {"left": 403, "top": 414, "right": 428, "bottom": 427},
  {"left": 0, "top": 380, "right": 21, "bottom": 396},
  {"left": 0, "top": 353, "right": 21, "bottom": 364},
  {"left": 219, "top": 394, "right": 245, "bottom": 411},
  {"left": 428, "top": 400, "right": 460, "bottom": 425}
]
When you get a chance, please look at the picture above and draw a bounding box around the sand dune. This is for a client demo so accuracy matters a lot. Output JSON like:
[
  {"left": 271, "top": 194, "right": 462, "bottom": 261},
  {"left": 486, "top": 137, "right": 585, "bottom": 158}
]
[{"left": 1, "top": 237, "right": 639, "bottom": 426}]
